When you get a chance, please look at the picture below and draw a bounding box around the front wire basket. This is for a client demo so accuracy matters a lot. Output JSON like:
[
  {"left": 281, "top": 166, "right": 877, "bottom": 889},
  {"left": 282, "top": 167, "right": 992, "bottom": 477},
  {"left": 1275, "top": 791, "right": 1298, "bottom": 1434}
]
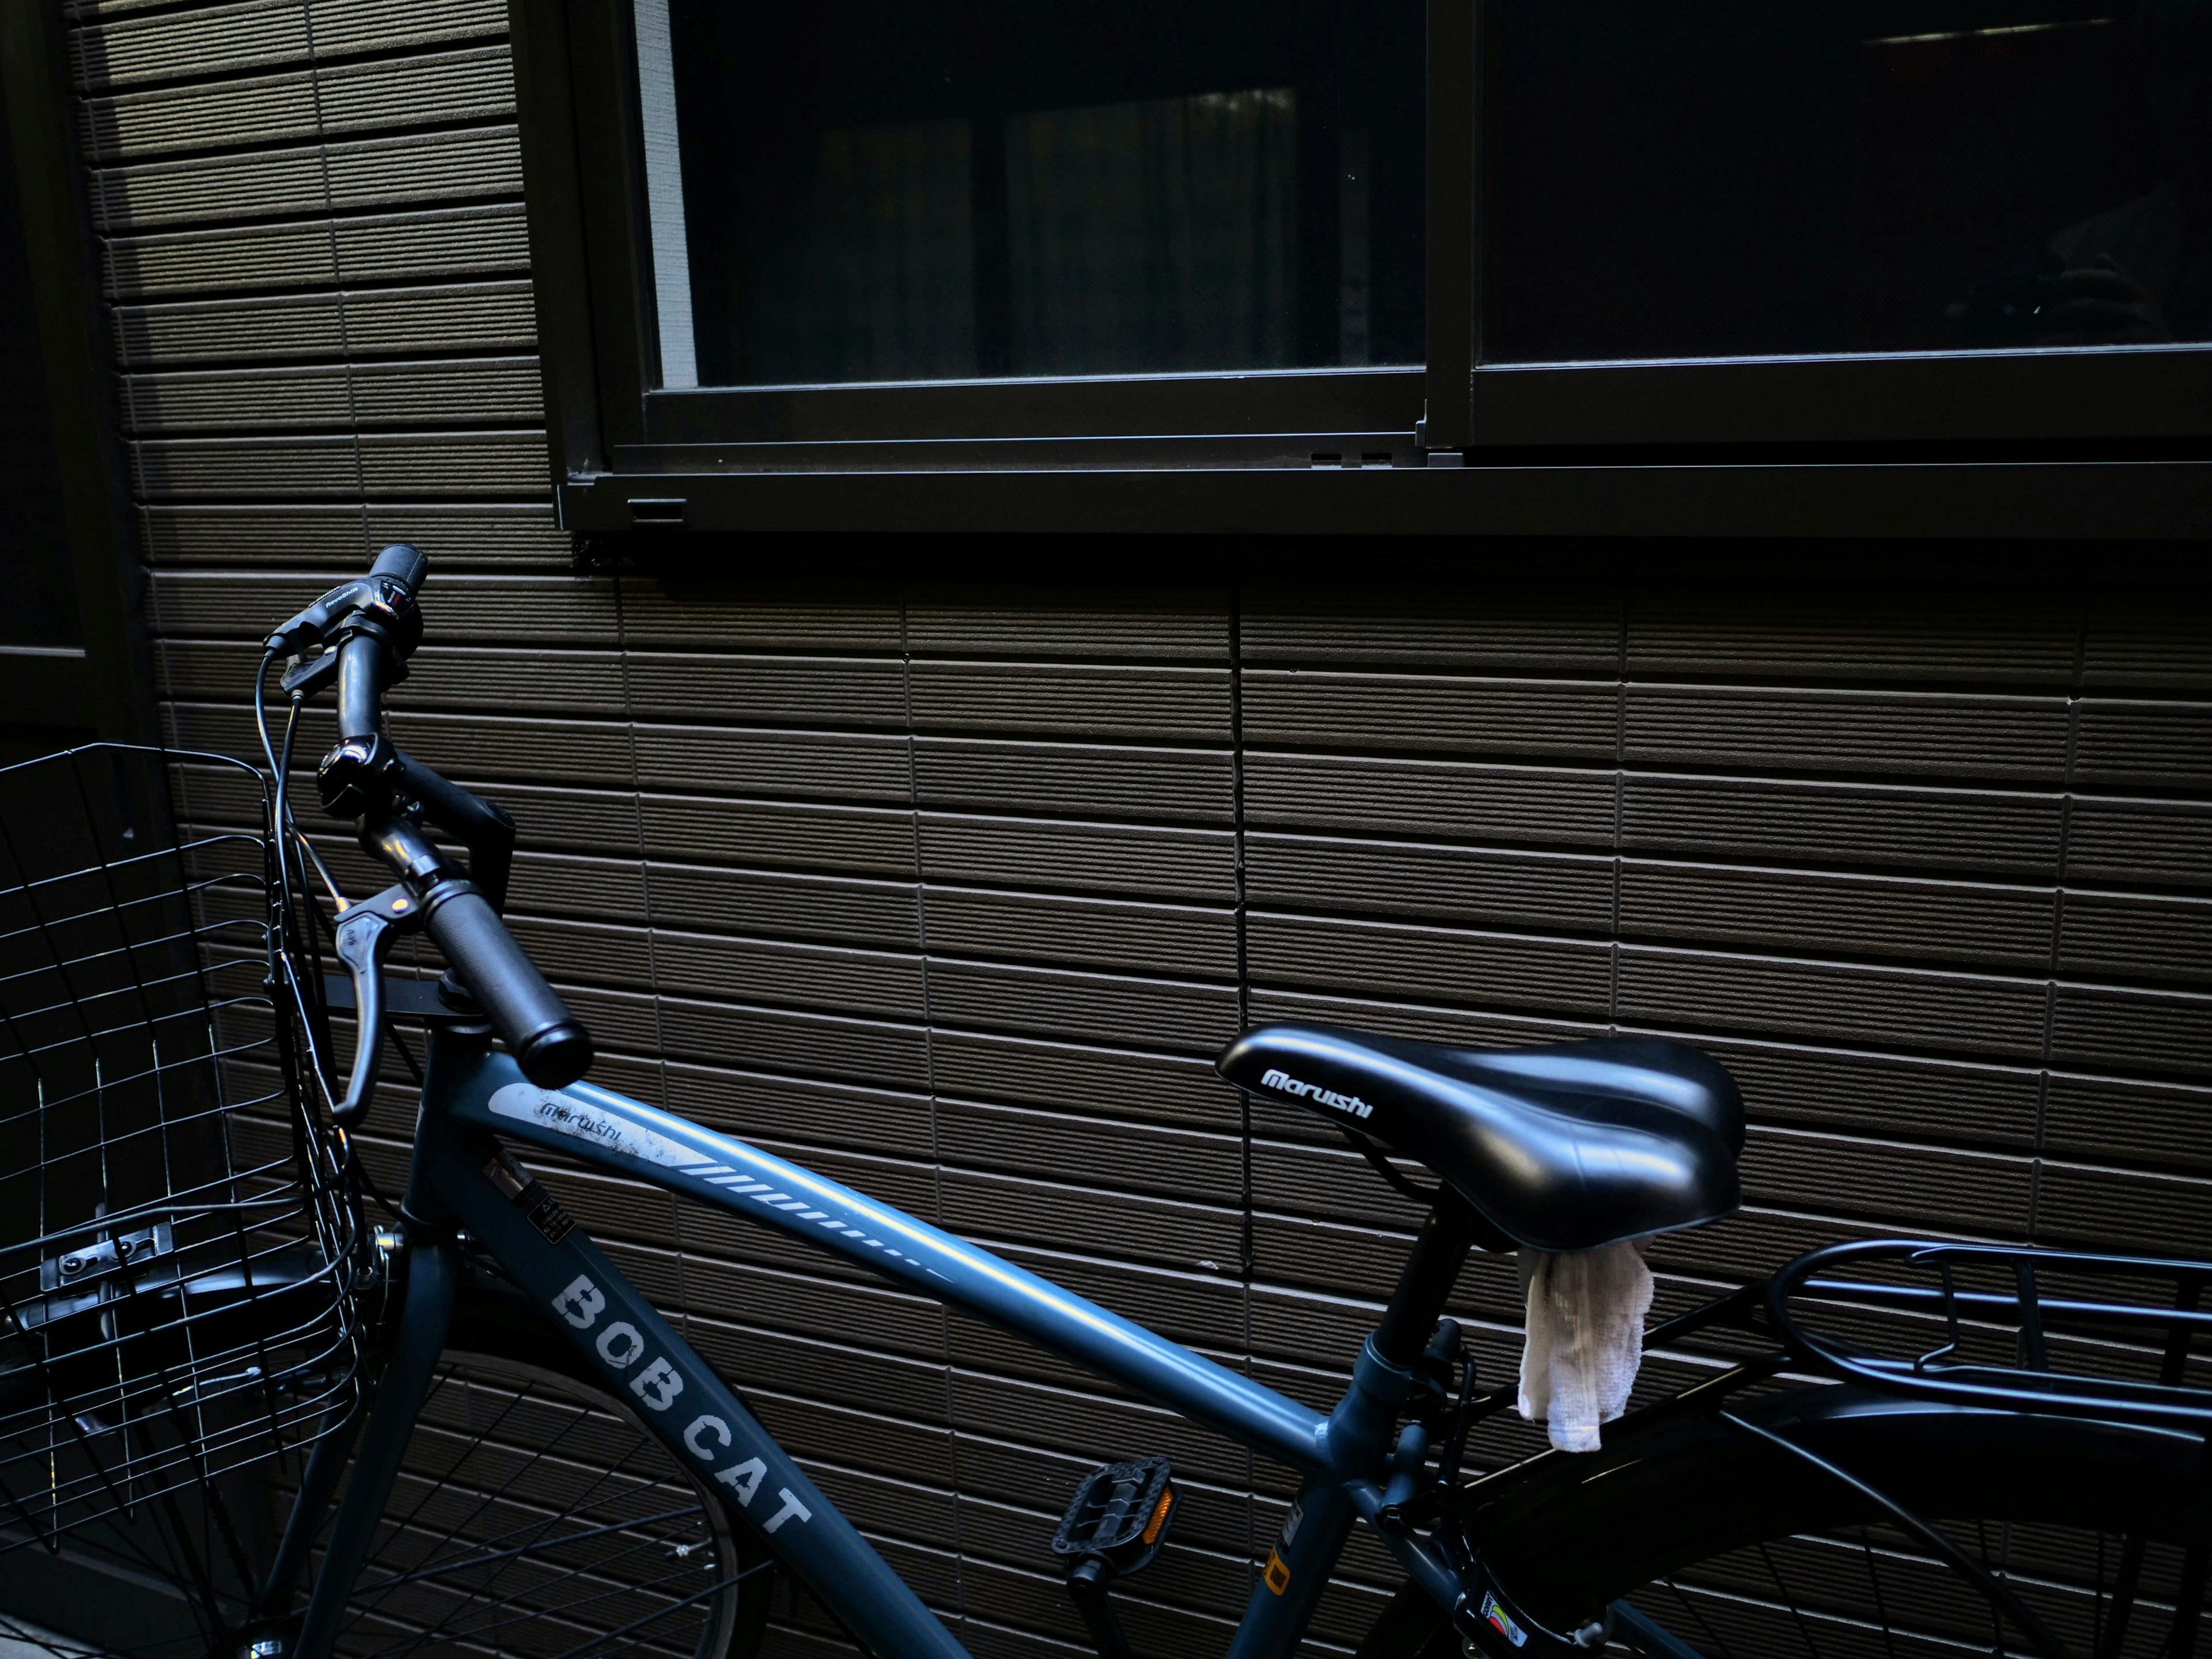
[{"left": 0, "top": 743, "right": 365, "bottom": 1555}]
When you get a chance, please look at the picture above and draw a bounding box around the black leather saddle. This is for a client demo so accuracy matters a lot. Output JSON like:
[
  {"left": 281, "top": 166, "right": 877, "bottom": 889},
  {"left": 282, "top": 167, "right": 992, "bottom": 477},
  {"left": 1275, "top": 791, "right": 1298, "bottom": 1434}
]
[{"left": 1217, "top": 1024, "right": 1744, "bottom": 1252}]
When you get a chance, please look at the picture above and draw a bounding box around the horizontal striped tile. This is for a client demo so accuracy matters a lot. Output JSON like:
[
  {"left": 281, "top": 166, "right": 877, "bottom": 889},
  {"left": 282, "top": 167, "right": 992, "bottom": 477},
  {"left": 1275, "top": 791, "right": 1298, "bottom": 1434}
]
[
  {"left": 119, "top": 290, "right": 343, "bottom": 367},
  {"left": 2059, "top": 889, "right": 2212, "bottom": 985},
  {"left": 113, "top": 280, "right": 536, "bottom": 366},
  {"left": 2050, "top": 981, "right": 2212, "bottom": 1077},
  {"left": 130, "top": 429, "right": 547, "bottom": 498},
  {"left": 934, "top": 1097, "right": 1242, "bottom": 1204},
  {"left": 922, "top": 958, "right": 1240, "bottom": 1052},
  {"left": 1625, "top": 684, "right": 2070, "bottom": 782},
  {"left": 2043, "top": 1070, "right": 2212, "bottom": 1172},
  {"left": 1621, "top": 772, "right": 2063, "bottom": 878},
  {"left": 1739, "top": 1126, "right": 2034, "bottom": 1232},
  {"left": 1616, "top": 944, "right": 2051, "bottom": 1059},
  {"left": 1240, "top": 583, "right": 1620, "bottom": 672},
  {"left": 1244, "top": 986, "right": 1603, "bottom": 1055},
  {"left": 910, "top": 660, "right": 1230, "bottom": 742},
  {"left": 925, "top": 1031, "right": 1238, "bottom": 1128},
  {"left": 624, "top": 652, "right": 907, "bottom": 728},
  {"left": 2066, "top": 797, "right": 2212, "bottom": 890},
  {"left": 942, "top": 1167, "right": 1241, "bottom": 1272},
  {"left": 1623, "top": 592, "right": 2078, "bottom": 685},
  {"left": 921, "top": 887, "right": 1236, "bottom": 979},
  {"left": 1689, "top": 1033, "right": 2040, "bottom": 1146},
  {"left": 121, "top": 356, "right": 544, "bottom": 433},
  {"left": 650, "top": 991, "right": 929, "bottom": 1089},
  {"left": 70, "top": 0, "right": 504, "bottom": 90},
  {"left": 649, "top": 927, "right": 929, "bottom": 1020},
  {"left": 1251, "top": 1137, "right": 1429, "bottom": 1232},
  {"left": 641, "top": 861, "right": 920, "bottom": 947},
  {"left": 657, "top": 1060, "right": 936, "bottom": 1161},
  {"left": 615, "top": 583, "right": 903, "bottom": 652},
  {"left": 917, "top": 812, "right": 1233, "bottom": 902},
  {"left": 638, "top": 794, "right": 915, "bottom": 874},
  {"left": 92, "top": 124, "right": 521, "bottom": 234},
  {"left": 2082, "top": 600, "right": 2212, "bottom": 691},
  {"left": 141, "top": 501, "right": 377, "bottom": 566},
  {"left": 906, "top": 592, "right": 1227, "bottom": 661},
  {"left": 150, "top": 567, "right": 613, "bottom": 638},
  {"left": 1247, "top": 910, "right": 1611, "bottom": 1016},
  {"left": 2035, "top": 1159, "right": 2212, "bottom": 1251},
  {"left": 631, "top": 725, "right": 911, "bottom": 802},
  {"left": 156, "top": 638, "right": 616, "bottom": 709},
  {"left": 81, "top": 45, "right": 513, "bottom": 161},
  {"left": 1244, "top": 831, "right": 1612, "bottom": 931},
  {"left": 1242, "top": 669, "right": 1618, "bottom": 759},
  {"left": 1619, "top": 859, "right": 2058, "bottom": 972},
  {"left": 913, "top": 737, "right": 1233, "bottom": 824},
  {"left": 2072, "top": 698, "right": 2212, "bottom": 791},
  {"left": 105, "top": 201, "right": 529, "bottom": 298},
  {"left": 1242, "top": 752, "right": 1615, "bottom": 844}
]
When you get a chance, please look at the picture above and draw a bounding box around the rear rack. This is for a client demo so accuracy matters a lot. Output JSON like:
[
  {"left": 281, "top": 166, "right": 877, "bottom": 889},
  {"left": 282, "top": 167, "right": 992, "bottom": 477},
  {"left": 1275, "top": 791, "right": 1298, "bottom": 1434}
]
[{"left": 1770, "top": 1238, "right": 2212, "bottom": 1427}]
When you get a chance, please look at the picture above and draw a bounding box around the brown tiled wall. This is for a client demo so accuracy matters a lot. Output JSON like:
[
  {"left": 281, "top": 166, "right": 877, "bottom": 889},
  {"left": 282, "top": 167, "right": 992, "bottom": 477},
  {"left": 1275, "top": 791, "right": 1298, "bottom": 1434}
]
[{"left": 67, "top": 2, "right": 2212, "bottom": 1654}]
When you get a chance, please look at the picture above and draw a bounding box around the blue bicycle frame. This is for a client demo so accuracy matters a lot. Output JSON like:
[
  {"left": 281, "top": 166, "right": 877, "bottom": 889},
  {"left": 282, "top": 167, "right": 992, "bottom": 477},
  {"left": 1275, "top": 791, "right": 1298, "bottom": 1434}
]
[{"left": 294, "top": 1026, "right": 1471, "bottom": 1659}]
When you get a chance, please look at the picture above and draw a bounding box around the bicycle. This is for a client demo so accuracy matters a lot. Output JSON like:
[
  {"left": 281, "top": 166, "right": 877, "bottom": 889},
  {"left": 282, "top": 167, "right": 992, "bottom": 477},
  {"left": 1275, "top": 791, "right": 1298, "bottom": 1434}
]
[{"left": 3, "top": 543, "right": 2208, "bottom": 1659}]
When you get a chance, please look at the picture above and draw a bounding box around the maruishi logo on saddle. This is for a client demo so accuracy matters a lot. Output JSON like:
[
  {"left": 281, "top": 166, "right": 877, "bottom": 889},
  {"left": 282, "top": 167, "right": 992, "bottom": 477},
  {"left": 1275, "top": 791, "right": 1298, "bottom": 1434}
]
[{"left": 1260, "top": 1067, "right": 1373, "bottom": 1120}]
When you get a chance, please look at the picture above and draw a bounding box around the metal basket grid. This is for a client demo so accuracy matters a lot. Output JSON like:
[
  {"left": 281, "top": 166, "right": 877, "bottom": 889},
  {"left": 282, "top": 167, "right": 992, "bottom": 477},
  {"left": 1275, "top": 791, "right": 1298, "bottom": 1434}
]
[{"left": 0, "top": 743, "right": 365, "bottom": 1554}]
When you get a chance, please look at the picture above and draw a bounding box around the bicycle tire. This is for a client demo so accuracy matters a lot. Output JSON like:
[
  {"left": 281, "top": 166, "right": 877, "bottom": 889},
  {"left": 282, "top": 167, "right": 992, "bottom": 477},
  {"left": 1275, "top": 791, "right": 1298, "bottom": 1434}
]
[
  {"left": 1355, "top": 1386, "right": 2210, "bottom": 1658},
  {"left": 316, "top": 1274, "right": 775, "bottom": 1659}
]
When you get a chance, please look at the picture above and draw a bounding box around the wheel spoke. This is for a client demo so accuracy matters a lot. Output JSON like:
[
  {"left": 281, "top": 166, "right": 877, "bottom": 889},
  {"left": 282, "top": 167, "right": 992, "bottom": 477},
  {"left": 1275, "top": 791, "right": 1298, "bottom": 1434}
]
[
  {"left": 2171, "top": 1543, "right": 2209, "bottom": 1659},
  {"left": 1859, "top": 1527, "right": 1899, "bottom": 1659},
  {"left": 1758, "top": 1540, "right": 1826, "bottom": 1659},
  {"left": 306, "top": 1350, "right": 752, "bottom": 1659},
  {"left": 350, "top": 1503, "right": 705, "bottom": 1595}
]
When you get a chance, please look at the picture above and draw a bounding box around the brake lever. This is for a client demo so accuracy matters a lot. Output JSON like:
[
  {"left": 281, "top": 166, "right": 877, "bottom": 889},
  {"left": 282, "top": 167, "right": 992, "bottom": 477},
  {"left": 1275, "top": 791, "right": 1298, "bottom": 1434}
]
[{"left": 330, "top": 884, "right": 425, "bottom": 1127}]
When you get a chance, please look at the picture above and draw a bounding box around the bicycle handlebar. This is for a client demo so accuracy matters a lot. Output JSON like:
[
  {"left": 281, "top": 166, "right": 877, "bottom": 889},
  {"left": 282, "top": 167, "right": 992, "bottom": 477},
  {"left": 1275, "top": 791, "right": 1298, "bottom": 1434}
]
[
  {"left": 369, "top": 540, "right": 427, "bottom": 594},
  {"left": 275, "top": 546, "right": 593, "bottom": 1116},
  {"left": 425, "top": 888, "right": 593, "bottom": 1086}
]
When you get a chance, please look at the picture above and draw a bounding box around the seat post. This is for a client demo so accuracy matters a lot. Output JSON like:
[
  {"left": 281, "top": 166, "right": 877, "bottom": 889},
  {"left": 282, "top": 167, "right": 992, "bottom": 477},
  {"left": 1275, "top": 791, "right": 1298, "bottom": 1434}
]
[{"left": 1373, "top": 1190, "right": 1485, "bottom": 1371}]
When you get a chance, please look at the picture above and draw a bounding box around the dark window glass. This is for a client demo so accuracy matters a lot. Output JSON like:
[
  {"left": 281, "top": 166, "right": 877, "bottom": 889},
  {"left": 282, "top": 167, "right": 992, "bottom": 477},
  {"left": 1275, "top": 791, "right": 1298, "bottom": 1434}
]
[
  {"left": 1489, "top": 0, "right": 2209, "bottom": 362},
  {"left": 645, "top": 0, "right": 1425, "bottom": 387}
]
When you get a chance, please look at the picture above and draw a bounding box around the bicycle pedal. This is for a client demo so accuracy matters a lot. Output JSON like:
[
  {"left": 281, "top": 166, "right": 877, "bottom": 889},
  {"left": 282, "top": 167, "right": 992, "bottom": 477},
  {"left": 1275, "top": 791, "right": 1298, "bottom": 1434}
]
[{"left": 1052, "top": 1455, "right": 1177, "bottom": 1577}]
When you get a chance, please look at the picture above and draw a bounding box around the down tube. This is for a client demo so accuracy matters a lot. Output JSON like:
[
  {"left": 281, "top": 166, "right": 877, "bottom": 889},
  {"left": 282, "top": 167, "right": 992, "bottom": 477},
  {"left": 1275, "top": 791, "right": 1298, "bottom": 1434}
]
[
  {"left": 426, "top": 1122, "right": 972, "bottom": 1659},
  {"left": 441, "top": 1046, "right": 1334, "bottom": 1478}
]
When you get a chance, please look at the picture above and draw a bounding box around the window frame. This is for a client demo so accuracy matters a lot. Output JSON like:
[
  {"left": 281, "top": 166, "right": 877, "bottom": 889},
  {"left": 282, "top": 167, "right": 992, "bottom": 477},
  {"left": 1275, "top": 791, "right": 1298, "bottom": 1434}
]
[{"left": 510, "top": 0, "right": 2212, "bottom": 539}]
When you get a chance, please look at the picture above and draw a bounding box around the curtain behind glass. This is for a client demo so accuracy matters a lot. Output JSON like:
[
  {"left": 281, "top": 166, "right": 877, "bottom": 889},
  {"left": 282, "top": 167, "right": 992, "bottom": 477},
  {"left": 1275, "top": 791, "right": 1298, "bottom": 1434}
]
[
  {"left": 1007, "top": 89, "right": 1298, "bottom": 376},
  {"left": 738, "top": 120, "right": 979, "bottom": 384},
  {"left": 732, "top": 92, "right": 1297, "bottom": 385}
]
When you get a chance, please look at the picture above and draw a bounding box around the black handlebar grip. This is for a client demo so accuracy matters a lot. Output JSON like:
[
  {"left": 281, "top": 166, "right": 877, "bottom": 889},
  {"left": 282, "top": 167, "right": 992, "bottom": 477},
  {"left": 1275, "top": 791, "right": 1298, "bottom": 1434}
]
[
  {"left": 424, "top": 887, "right": 594, "bottom": 1088},
  {"left": 370, "top": 542, "right": 428, "bottom": 596}
]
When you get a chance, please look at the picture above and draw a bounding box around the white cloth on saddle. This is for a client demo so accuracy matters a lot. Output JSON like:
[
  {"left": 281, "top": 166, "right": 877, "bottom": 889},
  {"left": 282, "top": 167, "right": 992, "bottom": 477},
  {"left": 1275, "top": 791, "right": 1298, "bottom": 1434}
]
[{"left": 1517, "top": 1240, "right": 1654, "bottom": 1453}]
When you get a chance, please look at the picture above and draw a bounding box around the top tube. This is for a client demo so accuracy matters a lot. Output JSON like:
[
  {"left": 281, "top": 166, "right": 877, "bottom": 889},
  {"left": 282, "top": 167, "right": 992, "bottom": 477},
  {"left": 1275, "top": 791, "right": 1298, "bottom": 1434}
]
[{"left": 430, "top": 1038, "right": 1336, "bottom": 1479}]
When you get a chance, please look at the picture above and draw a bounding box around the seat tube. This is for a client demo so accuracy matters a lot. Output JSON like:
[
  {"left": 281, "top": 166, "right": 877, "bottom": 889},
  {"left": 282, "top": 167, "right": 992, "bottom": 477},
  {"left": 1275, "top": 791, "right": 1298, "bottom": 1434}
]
[
  {"left": 1228, "top": 1195, "right": 1481, "bottom": 1657},
  {"left": 1226, "top": 1477, "right": 1358, "bottom": 1659}
]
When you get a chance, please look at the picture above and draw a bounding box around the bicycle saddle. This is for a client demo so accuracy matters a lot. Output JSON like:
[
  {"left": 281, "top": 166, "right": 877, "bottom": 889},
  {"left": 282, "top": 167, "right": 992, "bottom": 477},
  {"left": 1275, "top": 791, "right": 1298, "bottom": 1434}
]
[{"left": 1218, "top": 1024, "right": 1744, "bottom": 1252}]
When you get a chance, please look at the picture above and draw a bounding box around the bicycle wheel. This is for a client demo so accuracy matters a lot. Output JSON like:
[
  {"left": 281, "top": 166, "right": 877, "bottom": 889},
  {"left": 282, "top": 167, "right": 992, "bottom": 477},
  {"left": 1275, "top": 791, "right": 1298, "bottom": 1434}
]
[
  {"left": 1357, "top": 1387, "right": 2210, "bottom": 1658},
  {"left": 317, "top": 1283, "right": 772, "bottom": 1659}
]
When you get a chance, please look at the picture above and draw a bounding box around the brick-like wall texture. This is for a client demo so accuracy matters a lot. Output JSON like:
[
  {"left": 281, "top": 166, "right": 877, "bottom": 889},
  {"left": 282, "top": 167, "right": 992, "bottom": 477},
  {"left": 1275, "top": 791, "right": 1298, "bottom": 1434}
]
[{"left": 69, "top": 1, "right": 2212, "bottom": 1654}]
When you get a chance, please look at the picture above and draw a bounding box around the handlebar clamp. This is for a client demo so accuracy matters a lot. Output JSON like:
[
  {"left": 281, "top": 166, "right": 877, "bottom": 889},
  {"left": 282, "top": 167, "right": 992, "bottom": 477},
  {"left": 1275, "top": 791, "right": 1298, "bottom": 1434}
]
[{"left": 316, "top": 732, "right": 399, "bottom": 820}]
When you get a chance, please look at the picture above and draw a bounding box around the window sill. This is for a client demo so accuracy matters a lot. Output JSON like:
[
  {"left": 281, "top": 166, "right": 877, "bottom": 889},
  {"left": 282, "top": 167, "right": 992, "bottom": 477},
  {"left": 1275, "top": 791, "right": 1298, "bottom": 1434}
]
[{"left": 562, "top": 456, "right": 2212, "bottom": 540}]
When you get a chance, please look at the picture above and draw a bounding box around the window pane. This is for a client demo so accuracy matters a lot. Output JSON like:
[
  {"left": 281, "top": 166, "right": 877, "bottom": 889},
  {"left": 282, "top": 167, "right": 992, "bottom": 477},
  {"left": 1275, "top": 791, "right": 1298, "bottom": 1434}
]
[
  {"left": 648, "top": 0, "right": 1425, "bottom": 387},
  {"left": 1488, "top": 0, "right": 2208, "bottom": 362}
]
